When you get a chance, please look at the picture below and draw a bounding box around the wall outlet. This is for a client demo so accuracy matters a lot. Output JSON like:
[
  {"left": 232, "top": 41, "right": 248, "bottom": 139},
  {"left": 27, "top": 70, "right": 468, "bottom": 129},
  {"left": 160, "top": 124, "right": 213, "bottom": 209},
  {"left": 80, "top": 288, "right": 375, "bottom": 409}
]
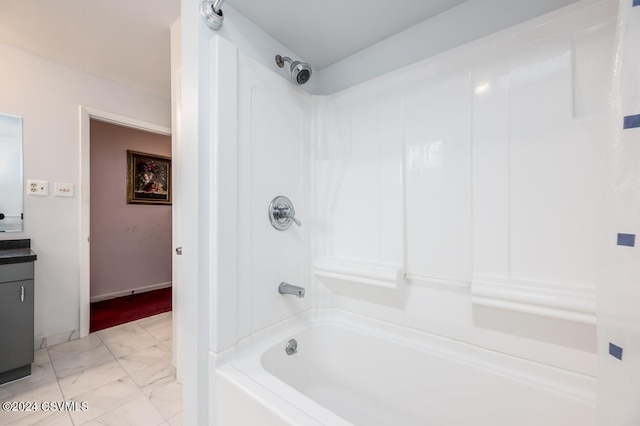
[
  {"left": 27, "top": 180, "right": 48, "bottom": 196},
  {"left": 54, "top": 182, "right": 74, "bottom": 197}
]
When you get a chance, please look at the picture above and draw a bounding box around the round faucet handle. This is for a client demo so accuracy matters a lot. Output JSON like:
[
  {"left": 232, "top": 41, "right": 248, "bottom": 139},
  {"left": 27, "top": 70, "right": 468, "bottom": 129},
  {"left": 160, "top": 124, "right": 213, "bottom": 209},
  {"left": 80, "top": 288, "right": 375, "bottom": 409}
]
[{"left": 269, "top": 196, "right": 301, "bottom": 230}]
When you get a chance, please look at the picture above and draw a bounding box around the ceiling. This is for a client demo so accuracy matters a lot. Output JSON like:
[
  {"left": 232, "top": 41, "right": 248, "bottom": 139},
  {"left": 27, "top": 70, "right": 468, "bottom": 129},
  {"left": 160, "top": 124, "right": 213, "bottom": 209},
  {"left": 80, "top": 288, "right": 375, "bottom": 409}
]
[
  {"left": 0, "top": 0, "right": 471, "bottom": 99},
  {"left": 0, "top": 0, "right": 180, "bottom": 99},
  {"left": 225, "top": 0, "right": 468, "bottom": 69},
  {"left": 0, "top": 0, "right": 564, "bottom": 99}
]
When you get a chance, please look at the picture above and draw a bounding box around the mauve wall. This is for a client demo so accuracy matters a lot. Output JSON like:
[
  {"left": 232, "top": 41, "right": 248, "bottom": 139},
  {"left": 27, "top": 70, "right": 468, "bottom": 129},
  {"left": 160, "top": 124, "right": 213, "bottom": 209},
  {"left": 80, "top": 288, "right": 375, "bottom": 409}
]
[{"left": 90, "top": 119, "right": 172, "bottom": 300}]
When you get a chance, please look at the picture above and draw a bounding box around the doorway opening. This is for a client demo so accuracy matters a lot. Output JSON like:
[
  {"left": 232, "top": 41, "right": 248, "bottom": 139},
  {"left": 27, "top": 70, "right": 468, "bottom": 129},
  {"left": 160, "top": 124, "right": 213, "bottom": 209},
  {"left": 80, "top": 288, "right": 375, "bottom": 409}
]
[
  {"left": 88, "top": 119, "right": 172, "bottom": 332},
  {"left": 79, "top": 107, "right": 173, "bottom": 337}
]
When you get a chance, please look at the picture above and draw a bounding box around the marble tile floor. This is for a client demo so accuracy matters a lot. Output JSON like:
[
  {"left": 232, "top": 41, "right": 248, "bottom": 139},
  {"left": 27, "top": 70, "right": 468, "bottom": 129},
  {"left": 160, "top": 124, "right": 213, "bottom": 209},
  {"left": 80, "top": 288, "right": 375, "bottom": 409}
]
[{"left": 0, "top": 312, "right": 182, "bottom": 426}]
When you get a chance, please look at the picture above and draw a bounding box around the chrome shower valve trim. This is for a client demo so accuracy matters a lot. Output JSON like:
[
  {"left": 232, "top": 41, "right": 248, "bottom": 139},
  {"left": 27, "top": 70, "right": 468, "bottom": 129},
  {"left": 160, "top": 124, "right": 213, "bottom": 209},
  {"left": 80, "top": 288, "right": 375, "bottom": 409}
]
[{"left": 269, "top": 196, "right": 301, "bottom": 231}]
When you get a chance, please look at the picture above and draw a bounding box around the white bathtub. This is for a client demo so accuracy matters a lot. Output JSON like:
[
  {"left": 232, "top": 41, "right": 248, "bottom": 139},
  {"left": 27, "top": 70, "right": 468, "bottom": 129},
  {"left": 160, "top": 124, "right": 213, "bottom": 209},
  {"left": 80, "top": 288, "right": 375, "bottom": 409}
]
[{"left": 214, "top": 311, "right": 595, "bottom": 425}]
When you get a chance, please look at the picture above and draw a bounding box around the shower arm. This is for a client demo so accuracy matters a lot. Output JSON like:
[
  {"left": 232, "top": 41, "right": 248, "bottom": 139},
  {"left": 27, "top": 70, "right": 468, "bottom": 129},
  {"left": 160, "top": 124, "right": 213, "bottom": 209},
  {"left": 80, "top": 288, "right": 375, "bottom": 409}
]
[
  {"left": 212, "top": 0, "right": 225, "bottom": 13},
  {"left": 200, "top": 0, "right": 225, "bottom": 30},
  {"left": 276, "top": 55, "right": 292, "bottom": 68}
]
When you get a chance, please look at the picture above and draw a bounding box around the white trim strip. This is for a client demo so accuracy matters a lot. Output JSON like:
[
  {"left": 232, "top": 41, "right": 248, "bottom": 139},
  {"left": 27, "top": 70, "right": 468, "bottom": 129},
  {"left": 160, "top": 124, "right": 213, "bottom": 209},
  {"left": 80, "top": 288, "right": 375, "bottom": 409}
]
[
  {"left": 471, "top": 295, "right": 596, "bottom": 325},
  {"left": 405, "top": 274, "right": 471, "bottom": 292},
  {"left": 471, "top": 276, "right": 596, "bottom": 324},
  {"left": 84, "top": 106, "right": 171, "bottom": 136},
  {"left": 314, "top": 270, "right": 398, "bottom": 290},
  {"left": 314, "top": 258, "right": 404, "bottom": 289}
]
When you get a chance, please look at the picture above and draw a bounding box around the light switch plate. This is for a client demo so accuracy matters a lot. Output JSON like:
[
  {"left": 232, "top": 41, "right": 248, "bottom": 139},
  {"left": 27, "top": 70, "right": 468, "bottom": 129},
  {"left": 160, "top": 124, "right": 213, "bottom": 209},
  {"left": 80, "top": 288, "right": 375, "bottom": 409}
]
[
  {"left": 27, "top": 180, "right": 48, "bottom": 196},
  {"left": 54, "top": 182, "right": 74, "bottom": 197}
]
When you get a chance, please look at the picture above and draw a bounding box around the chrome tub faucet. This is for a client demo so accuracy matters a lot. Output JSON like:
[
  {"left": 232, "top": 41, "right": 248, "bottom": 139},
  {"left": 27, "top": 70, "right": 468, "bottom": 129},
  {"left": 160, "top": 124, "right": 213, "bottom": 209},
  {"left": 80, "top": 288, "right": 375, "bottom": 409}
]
[{"left": 278, "top": 282, "right": 305, "bottom": 298}]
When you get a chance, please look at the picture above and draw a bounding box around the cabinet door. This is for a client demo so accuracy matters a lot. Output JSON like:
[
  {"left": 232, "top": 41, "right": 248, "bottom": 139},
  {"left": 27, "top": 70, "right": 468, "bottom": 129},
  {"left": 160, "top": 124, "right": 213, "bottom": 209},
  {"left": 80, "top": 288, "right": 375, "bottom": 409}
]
[{"left": 0, "top": 279, "right": 34, "bottom": 373}]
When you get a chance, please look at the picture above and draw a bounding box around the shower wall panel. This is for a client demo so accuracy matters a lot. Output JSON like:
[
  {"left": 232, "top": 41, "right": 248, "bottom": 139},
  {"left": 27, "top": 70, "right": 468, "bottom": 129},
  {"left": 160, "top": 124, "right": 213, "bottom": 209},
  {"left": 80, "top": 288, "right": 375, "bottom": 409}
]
[
  {"left": 314, "top": 93, "right": 404, "bottom": 267},
  {"left": 403, "top": 73, "right": 473, "bottom": 283},
  {"left": 236, "top": 52, "right": 311, "bottom": 341},
  {"left": 313, "top": 0, "right": 616, "bottom": 374},
  {"left": 207, "top": 37, "right": 311, "bottom": 353}
]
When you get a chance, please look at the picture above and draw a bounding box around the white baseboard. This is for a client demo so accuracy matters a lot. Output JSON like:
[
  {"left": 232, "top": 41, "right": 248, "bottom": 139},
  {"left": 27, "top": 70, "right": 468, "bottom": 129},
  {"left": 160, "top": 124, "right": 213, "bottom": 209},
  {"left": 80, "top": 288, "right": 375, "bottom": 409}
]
[{"left": 91, "top": 281, "right": 172, "bottom": 303}]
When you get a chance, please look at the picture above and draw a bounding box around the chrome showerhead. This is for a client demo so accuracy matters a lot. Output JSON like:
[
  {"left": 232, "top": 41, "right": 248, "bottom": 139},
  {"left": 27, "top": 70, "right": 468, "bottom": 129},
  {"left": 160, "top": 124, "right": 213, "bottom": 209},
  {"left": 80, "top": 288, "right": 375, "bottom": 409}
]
[{"left": 275, "top": 55, "right": 313, "bottom": 85}]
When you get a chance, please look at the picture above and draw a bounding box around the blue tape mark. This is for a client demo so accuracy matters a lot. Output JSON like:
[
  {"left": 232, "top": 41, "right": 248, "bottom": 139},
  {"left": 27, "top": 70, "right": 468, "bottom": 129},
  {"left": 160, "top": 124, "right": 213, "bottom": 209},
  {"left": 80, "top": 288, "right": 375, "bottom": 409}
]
[
  {"left": 634, "top": 0, "right": 640, "bottom": 7},
  {"left": 617, "top": 233, "right": 636, "bottom": 247},
  {"left": 623, "top": 114, "right": 640, "bottom": 129},
  {"left": 609, "top": 343, "right": 623, "bottom": 360}
]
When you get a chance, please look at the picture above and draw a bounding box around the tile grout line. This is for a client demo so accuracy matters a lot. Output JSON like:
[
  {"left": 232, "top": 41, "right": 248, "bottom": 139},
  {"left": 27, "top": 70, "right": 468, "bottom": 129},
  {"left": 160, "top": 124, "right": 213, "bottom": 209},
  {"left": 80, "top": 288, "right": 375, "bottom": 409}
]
[
  {"left": 84, "top": 325, "right": 161, "bottom": 425},
  {"left": 82, "top": 320, "right": 174, "bottom": 424},
  {"left": 61, "top": 316, "right": 174, "bottom": 425},
  {"left": 47, "top": 347, "right": 77, "bottom": 426},
  {"left": 1, "top": 315, "right": 176, "bottom": 426},
  {"left": 54, "top": 332, "right": 116, "bottom": 426}
]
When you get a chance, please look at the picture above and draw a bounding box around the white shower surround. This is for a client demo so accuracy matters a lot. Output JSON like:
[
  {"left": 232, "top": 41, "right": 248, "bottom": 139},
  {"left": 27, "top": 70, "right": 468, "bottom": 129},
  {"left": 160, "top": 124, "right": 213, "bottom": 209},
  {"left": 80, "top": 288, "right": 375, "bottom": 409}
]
[{"left": 206, "top": 0, "right": 620, "bottom": 424}]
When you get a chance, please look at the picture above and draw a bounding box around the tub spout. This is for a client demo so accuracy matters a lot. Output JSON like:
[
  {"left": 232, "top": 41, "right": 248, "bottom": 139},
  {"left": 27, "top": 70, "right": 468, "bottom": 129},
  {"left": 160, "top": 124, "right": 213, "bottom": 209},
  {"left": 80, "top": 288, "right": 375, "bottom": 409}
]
[{"left": 279, "top": 282, "right": 305, "bottom": 298}]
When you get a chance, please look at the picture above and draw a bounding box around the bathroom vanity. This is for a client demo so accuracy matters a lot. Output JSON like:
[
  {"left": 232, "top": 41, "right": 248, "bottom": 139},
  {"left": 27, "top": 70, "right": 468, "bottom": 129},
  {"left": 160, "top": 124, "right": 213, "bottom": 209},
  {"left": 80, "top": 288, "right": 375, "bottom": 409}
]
[{"left": 0, "top": 239, "right": 37, "bottom": 384}]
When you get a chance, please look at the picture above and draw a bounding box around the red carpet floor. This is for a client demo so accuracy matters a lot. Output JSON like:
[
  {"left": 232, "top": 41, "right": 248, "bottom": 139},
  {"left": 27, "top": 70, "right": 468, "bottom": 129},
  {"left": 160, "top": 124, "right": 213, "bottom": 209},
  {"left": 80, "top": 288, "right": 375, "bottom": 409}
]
[{"left": 90, "top": 287, "right": 172, "bottom": 332}]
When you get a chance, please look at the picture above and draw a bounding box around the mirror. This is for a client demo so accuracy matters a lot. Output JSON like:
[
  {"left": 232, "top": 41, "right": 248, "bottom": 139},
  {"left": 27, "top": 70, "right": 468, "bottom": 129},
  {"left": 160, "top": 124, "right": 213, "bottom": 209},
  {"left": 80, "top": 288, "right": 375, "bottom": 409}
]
[{"left": 0, "top": 113, "right": 23, "bottom": 232}]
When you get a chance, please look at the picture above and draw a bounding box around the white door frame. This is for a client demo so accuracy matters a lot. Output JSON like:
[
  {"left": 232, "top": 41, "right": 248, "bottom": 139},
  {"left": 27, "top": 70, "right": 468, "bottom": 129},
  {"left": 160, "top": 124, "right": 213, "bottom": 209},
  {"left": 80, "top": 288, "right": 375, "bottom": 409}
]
[{"left": 78, "top": 106, "right": 172, "bottom": 337}]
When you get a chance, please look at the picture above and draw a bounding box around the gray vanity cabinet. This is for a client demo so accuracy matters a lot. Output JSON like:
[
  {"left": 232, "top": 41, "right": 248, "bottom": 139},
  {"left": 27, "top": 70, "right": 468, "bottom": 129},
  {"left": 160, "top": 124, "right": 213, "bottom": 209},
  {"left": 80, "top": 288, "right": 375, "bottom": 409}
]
[{"left": 0, "top": 262, "right": 34, "bottom": 384}]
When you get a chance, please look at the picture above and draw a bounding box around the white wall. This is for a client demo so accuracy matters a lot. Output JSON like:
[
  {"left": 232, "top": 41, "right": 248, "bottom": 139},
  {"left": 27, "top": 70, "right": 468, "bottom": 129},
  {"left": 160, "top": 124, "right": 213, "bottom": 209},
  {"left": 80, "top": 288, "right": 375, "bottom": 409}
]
[
  {"left": 0, "top": 42, "right": 170, "bottom": 346},
  {"left": 313, "top": 0, "right": 616, "bottom": 377},
  {"left": 597, "top": 1, "right": 640, "bottom": 424}
]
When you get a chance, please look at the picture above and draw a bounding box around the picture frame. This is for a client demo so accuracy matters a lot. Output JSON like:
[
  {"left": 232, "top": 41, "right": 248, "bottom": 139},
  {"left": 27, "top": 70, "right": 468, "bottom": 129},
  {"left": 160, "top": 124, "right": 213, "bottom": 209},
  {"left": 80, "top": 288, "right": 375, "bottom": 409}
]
[{"left": 126, "top": 150, "right": 172, "bottom": 205}]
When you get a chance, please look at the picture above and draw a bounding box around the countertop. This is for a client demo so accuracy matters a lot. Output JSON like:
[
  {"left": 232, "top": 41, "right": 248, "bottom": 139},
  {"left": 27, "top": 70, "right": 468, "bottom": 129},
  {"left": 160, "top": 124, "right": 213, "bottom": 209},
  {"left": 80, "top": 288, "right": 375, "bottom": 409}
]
[{"left": 0, "top": 239, "right": 37, "bottom": 265}]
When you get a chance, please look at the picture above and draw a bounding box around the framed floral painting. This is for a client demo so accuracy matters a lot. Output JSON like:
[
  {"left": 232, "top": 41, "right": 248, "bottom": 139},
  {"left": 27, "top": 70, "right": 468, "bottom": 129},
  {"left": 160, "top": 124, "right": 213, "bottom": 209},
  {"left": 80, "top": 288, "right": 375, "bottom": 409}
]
[{"left": 126, "top": 150, "right": 172, "bottom": 205}]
